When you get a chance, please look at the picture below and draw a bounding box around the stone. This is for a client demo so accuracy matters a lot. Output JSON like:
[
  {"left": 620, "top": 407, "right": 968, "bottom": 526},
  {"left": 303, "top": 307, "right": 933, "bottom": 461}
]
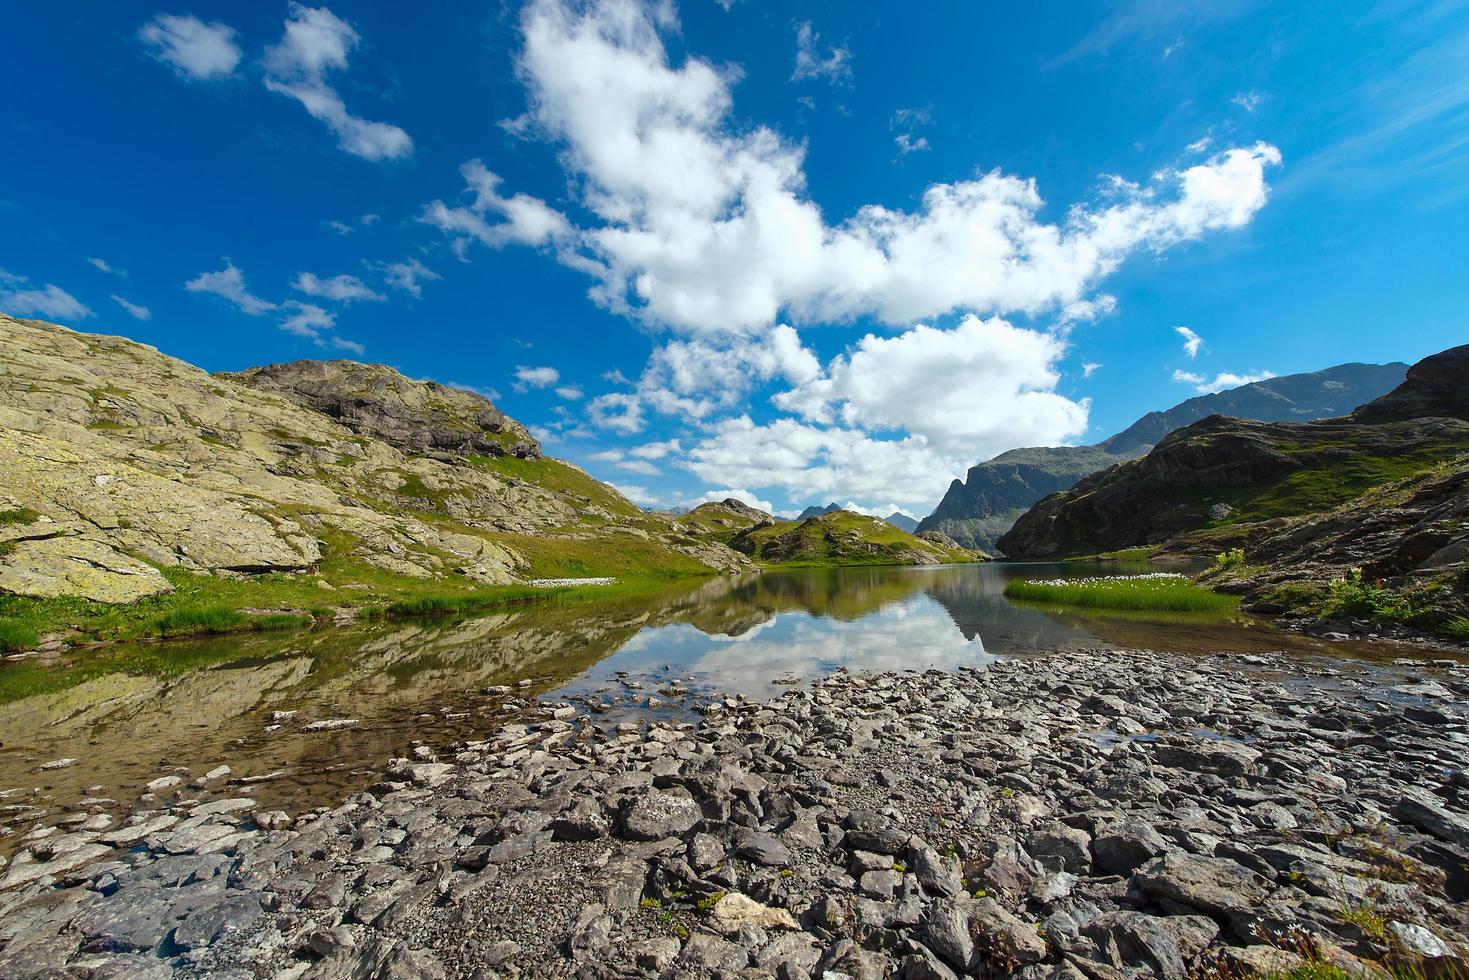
[
  {"left": 1092, "top": 823, "right": 1169, "bottom": 876},
  {"left": 707, "top": 893, "right": 799, "bottom": 934},
  {"left": 1393, "top": 793, "right": 1469, "bottom": 847},
  {"left": 1386, "top": 921, "right": 1454, "bottom": 959},
  {"left": 634, "top": 937, "right": 682, "bottom": 972},
  {"left": 968, "top": 897, "right": 1047, "bottom": 965},
  {"left": 0, "top": 535, "right": 173, "bottom": 603},
  {"left": 1082, "top": 911, "right": 1219, "bottom": 979},
  {"left": 924, "top": 898, "right": 975, "bottom": 971},
  {"left": 737, "top": 831, "right": 791, "bottom": 867},
  {"left": 1153, "top": 738, "right": 1262, "bottom": 776},
  {"left": 551, "top": 799, "right": 608, "bottom": 841},
  {"left": 172, "top": 894, "right": 263, "bottom": 949},
  {"left": 910, "top": 844, "right": 962, "bottom": 897},
  {"left": 1135, "top": 853, "right": 1272, "bottom": 921},
  {"left": 623, "top": 792, "right": 701, "bottom": 841},
  {"left": 677, "top": 932, "right": 749, "bottom": 974},
  {"left": 859, "top": 869, "right": 902, "bottom": 899},
  {"left": 1028, "top": 826, "right": 1092, "bottom": 874}
]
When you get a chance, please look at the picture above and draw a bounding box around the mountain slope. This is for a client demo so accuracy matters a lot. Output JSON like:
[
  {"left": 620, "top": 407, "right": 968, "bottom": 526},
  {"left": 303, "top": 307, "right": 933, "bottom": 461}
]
[
  {"left": 730, "top": 510, "right": 977, "bottom": 567},
  {"left": 883, "top": 512, "right": 919, "bottom": 533},
  {"left": 998, "top": 344, "right": 1469, "bottom": 565},
  {"left": 919, "top": 362, "right": 1408, "bottom": 552},
  {"left": 0, "top": 316, "right": 750, "bottom": 629}
]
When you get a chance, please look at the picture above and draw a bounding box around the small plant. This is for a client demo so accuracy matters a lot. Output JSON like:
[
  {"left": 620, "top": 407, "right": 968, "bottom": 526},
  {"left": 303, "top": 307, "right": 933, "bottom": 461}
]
[
  {"left": 779, "top": 868, "right": 794, "bottom": 878},
  {"left": 694, "top": 891, "right": 726, "bottom": 915},
  {"left": 891, "top": 862, "right": 907, "bottom": 873},
  {"left": 1215, "top": 548, "right": 1246, "bottom": 569},
  {"left": 0, "top": 620, "right": 39, "bottom": 653},
  {"left": 1443, "top": 616, "right": 1469, "bottom": 641},
  {"left": 1338, "top": 903, "right": 1388, "bottom": 941},
  {"left": 148, "top": 606, "right": 248, "bottom": 637},
  {"left": 670, "top": 923, "right": 689, "bottom": 940},
  {"left": 1327, "top": 569, "right": 1410, "bottom": 620},
  {"left": 640, "top": 897, "right": 663, "bottom": 910},
  {"left": 0, "top": 507, "right": 41, "bottom": 525}
]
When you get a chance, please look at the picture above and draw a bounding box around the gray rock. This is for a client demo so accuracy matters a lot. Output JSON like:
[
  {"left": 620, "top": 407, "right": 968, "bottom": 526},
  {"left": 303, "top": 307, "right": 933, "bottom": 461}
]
[
  {"left": 910, "top": 844, "right": 962, "bottom": 897},
  {"left": 1028, "top": 826, "right": 1092, "bottom": 874},
  {"left": 1393, "top": 793, "right": 1469, "bottom": 847},
  {"left": 172, "top": 894, "right": 263, "bottom": 949},
  {"left": 623, "top": 792, "right": 701, "bottom": 841},
  {"left": 1152, "top": 738, "right": 1261, "bottom": 776},
  {"left": 1092, "top": 823, "right": 1169, "bottom": 876},
  {"left": 968, "top": 897, "right": 1047, "bottom": 965},
  {"left": 924, "top": 898, "right": 975, "bottom": 971},
  {"left": 634, "top": 937, "right": 682, "bottom": 972},
  {"left": 1135, "top": 853, "right": 1272, "bottom": 921},
  {"left": 737, "top": 831, "right": 792, "bottom": 867},
  {"left": 1083, "top": 911, "right": 1218, "bottom": 979}
]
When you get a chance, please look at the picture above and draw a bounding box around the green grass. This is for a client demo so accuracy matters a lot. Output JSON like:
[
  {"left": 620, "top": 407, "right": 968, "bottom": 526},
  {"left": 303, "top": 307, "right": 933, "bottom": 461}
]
[
  {"left": 733, "top": 511, "right": 973, "bottom": 568},
  {"left": 466, "top": 454, "right": 639, "bottom": 518},
  {"left": 1005, "top": 575, "right": 1239, "bottom": 612},
  {"left": 0, "top": 507, "right": 41, "bottom": 526},
  {"left": 1065, "top": 546, "right": 1158, "bottom": 562},
  {"left": 0, "top": 620, "right": 39, "bottom": 652}
]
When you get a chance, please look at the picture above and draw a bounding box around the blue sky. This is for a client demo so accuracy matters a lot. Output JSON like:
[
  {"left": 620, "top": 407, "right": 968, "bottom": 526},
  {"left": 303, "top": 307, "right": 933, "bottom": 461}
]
[{"left": 3, "top": 1, "right": 1466, "bottom": 517}]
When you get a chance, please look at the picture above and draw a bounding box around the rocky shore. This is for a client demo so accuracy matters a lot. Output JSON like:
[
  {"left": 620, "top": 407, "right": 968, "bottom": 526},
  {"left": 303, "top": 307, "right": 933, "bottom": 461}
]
[{"left": 1, "top": 650, "right": 1466, "bottom": 979}]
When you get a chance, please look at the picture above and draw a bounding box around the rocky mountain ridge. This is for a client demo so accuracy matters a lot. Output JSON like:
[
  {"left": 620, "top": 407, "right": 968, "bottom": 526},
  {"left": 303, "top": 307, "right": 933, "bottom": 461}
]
[
  {"left": 919, "top": 362, "right": 1408, "bottom": 552},
  {"left": 0, "top": 315, "right": 750, "bottom": 613},
  {"left": 998, "top": 344, "right": 1469, "bottom": 632}
]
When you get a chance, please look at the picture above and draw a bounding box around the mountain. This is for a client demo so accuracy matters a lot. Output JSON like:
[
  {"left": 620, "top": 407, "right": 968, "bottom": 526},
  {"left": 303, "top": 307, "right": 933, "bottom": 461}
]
[
  {"left": 729, "top": 510, "right": 978, "bottom": 567},
  {"left": 797, "top": 502, "right": 843, "bottom": 520},
  {"left": 918, "top": 361, "right": 1409, "bottom": 553},
  {"left": 0, "top": 315, "right": 751, "bottom": 632},
  {"left": 998, "top": 344, "right": 1469, "bottom": 569},
  {"left": 883, "top": 512, "right": 919, "bottom": 533}
]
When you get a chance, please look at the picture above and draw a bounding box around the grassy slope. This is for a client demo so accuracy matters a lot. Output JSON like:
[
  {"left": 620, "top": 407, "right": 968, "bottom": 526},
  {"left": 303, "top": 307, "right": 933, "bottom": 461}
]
[
  {"left": 466, "top": 454, "right": 640, "bottom": 519},
  {"left": 735, "top": 511, "right": 974, "bottom": 568},
  {"left": 1005, "top": 576, "right": 1239, "bottom": 613}
]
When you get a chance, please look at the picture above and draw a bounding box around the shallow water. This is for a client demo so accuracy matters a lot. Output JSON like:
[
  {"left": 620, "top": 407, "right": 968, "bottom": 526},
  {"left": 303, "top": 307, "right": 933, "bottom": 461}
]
[{"left": 0, "top": 562, "right": 1445, "bottom": 852}]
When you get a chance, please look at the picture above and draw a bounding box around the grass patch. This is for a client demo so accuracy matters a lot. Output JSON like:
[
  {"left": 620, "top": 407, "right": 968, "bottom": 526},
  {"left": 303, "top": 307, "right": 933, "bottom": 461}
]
[
  {"left": 0, "top": 507, "right": 41, "bottom": 526},
  {"left": 733, "top": 511, "right": 974, "bottom": 568},
  {"left": 0, "top": 620, "right": 39, "bottom": 652},
  {"left": 1005, "top": 574, "right": 1238, "bottom": 613},
  {"left": 466, "top": 454, "right": 639, "bottom": 518},
  {"left": 148, "top": 606, "right": 248, "bottom": 637}
]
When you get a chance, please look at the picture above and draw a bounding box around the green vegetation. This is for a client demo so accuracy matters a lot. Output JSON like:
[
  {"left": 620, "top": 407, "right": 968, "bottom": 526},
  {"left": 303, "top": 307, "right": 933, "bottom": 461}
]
[
  {"left": 1215, "top": 548, "right": 1246, "bottom": 569},
  {"left": 0, "top": 620, "right": 38, "bottom": 652},
  {"left": 0, "top": 507, "right": 41, "bottom": 526},
  {"left": 733, "top": 511, "right": 973, "bottom": 568},
  {"left": 1065, "top": 546, "right": 1158, "bottom": 562},
  {"left": 149, "top": 605, "right": 249, "bottom": 637},
  {"left": 1327, "top": 569, "right": 1410, "bottom": 620},
  {"left": 1005, "top": 574, "right": 1239, "bottom": 613},
  {"left": 467, "top": 454, "right": 639, "bottom": 518}
]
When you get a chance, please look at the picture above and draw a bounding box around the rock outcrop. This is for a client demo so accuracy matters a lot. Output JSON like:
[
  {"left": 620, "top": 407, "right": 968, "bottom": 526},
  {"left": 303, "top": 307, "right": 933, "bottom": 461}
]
[
  {"left": 921, "top": 362, "right": 1408, "bottom": 553},
  {"left": 0, "top": 316, "right": 749, "bottom": 606},
  {"left": 221, "top": 360, "right": 540, "bottom": 459},
  {"left": 731, "top": 510, "right": 978, "bottom": 566}
]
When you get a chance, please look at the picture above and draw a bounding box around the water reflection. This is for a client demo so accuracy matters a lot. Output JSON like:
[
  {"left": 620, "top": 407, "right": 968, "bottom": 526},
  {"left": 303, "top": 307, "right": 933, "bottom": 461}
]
[{"left": 0, "top": 563, "right": 1434, "bottom": 848}]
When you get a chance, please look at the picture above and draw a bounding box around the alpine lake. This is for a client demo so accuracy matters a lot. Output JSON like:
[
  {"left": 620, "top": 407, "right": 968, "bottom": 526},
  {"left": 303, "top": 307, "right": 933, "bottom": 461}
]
[{"left": 0, "top": 560, "right": 1445, "bottom": 858}]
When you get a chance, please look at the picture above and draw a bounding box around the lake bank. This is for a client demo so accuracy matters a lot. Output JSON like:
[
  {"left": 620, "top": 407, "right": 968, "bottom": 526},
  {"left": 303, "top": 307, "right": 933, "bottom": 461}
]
[{"left": 1, "top": 647, "right": 1465, "bottom": 978}]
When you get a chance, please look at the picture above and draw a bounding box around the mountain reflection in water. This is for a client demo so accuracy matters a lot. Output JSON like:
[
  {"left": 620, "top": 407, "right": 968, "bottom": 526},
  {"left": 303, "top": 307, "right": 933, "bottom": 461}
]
[{"left": 0, "top": 562, "right": 1425, "bottom": 845}]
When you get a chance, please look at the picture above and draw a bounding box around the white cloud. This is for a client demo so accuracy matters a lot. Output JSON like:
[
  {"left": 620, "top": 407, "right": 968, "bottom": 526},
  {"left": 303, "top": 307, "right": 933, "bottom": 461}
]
[
  {"left": 1232, "top": 91, "right": 1265, "bottom": 113},
  {"left": 775, "top": 316, "right": 1089, "bottom": 457},
  {"left": 1172, "top": 368, "right": 1276, "bottom": 393},
  {"left": 792, "top": 21, "right": 851, "bottom": 84},
  {"left": 138, "top": 13, "right": 241, "bottom": 80},
  {"left": 587, "top": 391, "right": 645, "bottom": 433},
  {"left": 326, "top": 220, "right": 355, "bottom": 236},
  {"left": 601, "top": 368, "right": 632, "bottom": 385},
  {"left": 894, "top": 133, "right": 930, "bottom": 155},
  {"left": 263, "top": 4, "right": 412, "bottom": 161},
  {"left": 360, "top": 213, "right": 380, "bottom": 226},
  {"left": 111, "top": 294, "right": 152, "bottom": 320},
  {"left": 629, "top": 325, "right": 821, "bottom": 422},
  {"left": 294, "top": 271, "right": 384, "bottom": 303},
  {"left": 513, "top": 365, "right": 560, "bottom": 393},
  {"left": 554, "top": 384, "right": 584, "bottom": 400},
  {"left": 692, "top": 488, "right": 774, "bottom": 513},
  {"left": 185, "top": 259, "right": 276, "bottom": 315},
  {"left": 1175, "top": 325, "right": 1205, "bottom": 358},
  {"left": 685, "top": 416, "right": 967, "bottom": 511},
  {"left": 630, "top": 438, "right": 681, "bottom": 460},
  {"left": 87, "top": 257, "right": 123, "bottom": 276},
  {"left": 1082, "top": 361, "right": 1102, "bottom": 377},
  {"left": 279, "top": 300, "right": 334, "bottom": 339},
  {"left": 0, "top": 279, "right": 94, "bottom": 321},
  {"left": 380, "top": 258, "right": 440, "bottom": 298},
  {"left": 420, "top": 159, "right": 573, "bottom": 250},
  {"left": 432, "top": 0, "right": 1281, "bottom": 336},
  {"left": 612, "top": 483, "right": 659, "bottom": 506}
]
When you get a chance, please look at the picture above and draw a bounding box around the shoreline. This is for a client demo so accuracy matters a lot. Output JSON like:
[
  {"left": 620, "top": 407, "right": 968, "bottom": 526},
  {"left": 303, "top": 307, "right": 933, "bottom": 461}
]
[{"left": 1, "top": 649, "right": 1465, "bottom": 978}]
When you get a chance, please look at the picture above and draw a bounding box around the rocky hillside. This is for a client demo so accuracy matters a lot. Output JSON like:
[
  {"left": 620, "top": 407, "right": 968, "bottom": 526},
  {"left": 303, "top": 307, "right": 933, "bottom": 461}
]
[
  {"left": 919, "top": 362, "right": 1407, "bottom": 552},
  {"left": 883, "top": 512, "right": 919, "bottom": 533},
  {"left": 998, "top": 344, "right": 1469, "bottom": 569},
  {"left": 730, "top": 510, "right": 977, "bottom": 567},
  {"left": 0, "top": 316, "right": 750, "bottom": 623}
]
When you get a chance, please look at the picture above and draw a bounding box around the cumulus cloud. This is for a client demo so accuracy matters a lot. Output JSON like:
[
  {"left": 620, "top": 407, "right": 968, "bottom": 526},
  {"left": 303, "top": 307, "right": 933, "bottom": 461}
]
[
  {"left": 185, "top": 259, "right": 276, "bottom": 315},
  {"left": 138, "top": 13, "right": 241, "bottom": 80},
  {"left": 629, "top": 325, "right": 821, "bottom": 422},
  {"left": 513, "top": 365, "right": 560, "bottom": 392},
  {"left": 111, "top": 294, "right": 152, "bottom": 320},
  {"left": 1082, "top": 361, "right": 1102, "bottom": 377},
  {"left": 420, "top": 159, "right": 574, "bottom": 252},
  {"left": 379, "top": 258, "right": 440, "bottom": 298},
  {"left": 1172, "top": 369, "right": 1204, "bottom": 385},
  {"left": 555, "top": 384, "right": 584, "bottom": 400},
  {"left": 1175, "top": 325, "right": 1205, "bottom": 358},
  {"left": 776, "top": 316, "right": 1090, "bottom": 456},
  {"left": 429, "top": 0, "right": 1281, "bottom": 337},
  {"left": 791, "top": 21, "right": 851, "bottom": 84},
  {"left": 263, "top": 4, "right": 412, "bottom": 161},
  {"left": 1173, "top": 368, "right": 1276, "bottom": 393},
  {"left": 294, "top": 271, "right": 384, "bottom": 302},
  {"left": 587, "top": 391, "right": 645, "bottom": 433},
  {"left": 0, "top": 277, "right": 94, "bottom": 321},
  {"left": 685, "top": 416, "right": 965, "bottom": 510}
]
